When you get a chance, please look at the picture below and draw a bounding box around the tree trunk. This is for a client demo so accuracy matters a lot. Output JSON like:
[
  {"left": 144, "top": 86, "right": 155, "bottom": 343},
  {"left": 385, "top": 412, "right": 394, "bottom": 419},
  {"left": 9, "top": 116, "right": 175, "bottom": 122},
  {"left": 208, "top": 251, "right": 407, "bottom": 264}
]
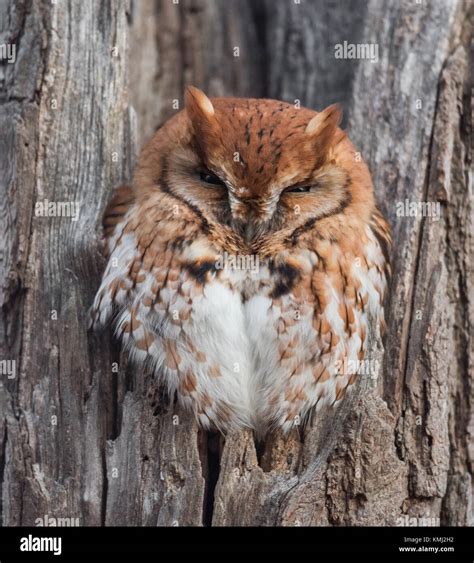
[{"left": 0, "top": 0, "right": 471, "bottom": 527}]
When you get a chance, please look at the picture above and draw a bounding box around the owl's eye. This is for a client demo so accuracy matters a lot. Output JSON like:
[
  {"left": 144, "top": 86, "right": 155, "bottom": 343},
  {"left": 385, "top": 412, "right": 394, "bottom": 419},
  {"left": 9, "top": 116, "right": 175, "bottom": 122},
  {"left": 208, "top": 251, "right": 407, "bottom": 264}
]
[
  {"left": 199, "top": 170, "right": 226, "bottom": 187},
  {"left": 284, "top": 185, "right": 312, "bottom": 193}
]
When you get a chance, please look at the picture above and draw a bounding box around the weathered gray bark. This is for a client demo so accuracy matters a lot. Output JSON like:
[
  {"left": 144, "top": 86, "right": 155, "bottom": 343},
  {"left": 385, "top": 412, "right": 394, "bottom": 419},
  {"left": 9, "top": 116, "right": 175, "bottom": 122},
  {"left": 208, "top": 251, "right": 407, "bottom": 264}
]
[
  {"left": 0, "top": 0, "right": 472, "bottom": 527},
  {"left": 0, "top": 0, "right": 134, "bottom": 526}
]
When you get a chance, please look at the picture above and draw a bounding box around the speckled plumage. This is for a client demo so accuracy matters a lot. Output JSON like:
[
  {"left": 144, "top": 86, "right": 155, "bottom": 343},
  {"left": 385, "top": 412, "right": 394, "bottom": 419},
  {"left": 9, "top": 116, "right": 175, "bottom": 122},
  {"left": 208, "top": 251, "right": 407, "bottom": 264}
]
[{"left": 91, "top": 87, "right": 391, "bottom": 436}]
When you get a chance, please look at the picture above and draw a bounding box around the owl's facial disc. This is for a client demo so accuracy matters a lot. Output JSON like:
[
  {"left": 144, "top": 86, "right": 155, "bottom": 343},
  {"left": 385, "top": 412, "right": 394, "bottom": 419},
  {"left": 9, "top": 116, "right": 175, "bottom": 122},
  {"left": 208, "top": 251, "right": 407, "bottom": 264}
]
[{"left": 132, "top": 86, "right": 371, "bottom": 246}]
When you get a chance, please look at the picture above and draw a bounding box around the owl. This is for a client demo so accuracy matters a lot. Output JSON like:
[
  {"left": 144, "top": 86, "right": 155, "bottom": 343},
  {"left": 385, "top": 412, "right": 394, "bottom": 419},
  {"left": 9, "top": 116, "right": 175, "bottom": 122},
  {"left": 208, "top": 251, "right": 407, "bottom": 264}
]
[{"left": 90, "top": 86, "right": 391, "bottom": 436}]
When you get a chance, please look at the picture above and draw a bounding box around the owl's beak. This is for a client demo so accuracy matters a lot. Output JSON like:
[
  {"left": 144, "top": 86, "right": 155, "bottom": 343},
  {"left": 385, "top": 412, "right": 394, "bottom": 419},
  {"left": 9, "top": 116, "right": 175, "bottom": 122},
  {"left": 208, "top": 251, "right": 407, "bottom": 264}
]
[
  {"left": 232, "top": 216, "right": 270, "bottom": 244},
  {"left": 228, "top": 192, "right": 273, "bottom": 243}
]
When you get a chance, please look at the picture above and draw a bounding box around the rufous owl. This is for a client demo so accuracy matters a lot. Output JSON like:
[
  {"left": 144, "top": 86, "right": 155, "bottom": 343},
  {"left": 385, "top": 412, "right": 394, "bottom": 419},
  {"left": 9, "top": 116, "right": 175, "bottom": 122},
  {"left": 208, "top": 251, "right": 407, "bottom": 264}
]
[{"left": 90, "top": 86, "right": 391, "bottom": 436}]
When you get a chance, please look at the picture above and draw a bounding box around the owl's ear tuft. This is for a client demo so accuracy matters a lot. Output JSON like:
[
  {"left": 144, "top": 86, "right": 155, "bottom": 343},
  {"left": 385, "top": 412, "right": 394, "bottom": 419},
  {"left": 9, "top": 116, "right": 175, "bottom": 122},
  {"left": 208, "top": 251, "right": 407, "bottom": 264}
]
[
  {"left": 185, "top": 86, "right": 215, "bottom": 121},
  {"left": 305, "top": 104, "right": 342, "bottom": 161},
  {"left": 305, "top": 104, "right": 342, "bottom": 137}
]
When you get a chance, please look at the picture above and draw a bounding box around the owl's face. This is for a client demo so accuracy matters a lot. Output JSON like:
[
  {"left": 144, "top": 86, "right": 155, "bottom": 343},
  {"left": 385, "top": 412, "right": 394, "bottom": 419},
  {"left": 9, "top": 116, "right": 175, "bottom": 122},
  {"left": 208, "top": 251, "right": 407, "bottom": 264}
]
[{"left": 134, "top": 87, "right": 375, "bottom": 251}]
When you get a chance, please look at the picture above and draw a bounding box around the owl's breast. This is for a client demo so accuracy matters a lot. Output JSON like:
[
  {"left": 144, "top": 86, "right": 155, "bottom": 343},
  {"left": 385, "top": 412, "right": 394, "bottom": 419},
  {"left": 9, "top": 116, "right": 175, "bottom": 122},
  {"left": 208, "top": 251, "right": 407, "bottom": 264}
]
[{"left": 92, "top": 221, "right": 387, "bottom": 433}]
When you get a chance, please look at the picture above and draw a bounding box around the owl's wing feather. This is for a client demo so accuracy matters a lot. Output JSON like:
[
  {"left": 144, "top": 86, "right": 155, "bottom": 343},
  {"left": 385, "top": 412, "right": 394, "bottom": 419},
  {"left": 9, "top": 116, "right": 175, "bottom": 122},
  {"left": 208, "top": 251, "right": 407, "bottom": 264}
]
[{"left": 103, "top": 185, "right": 135, "bottom": 242}]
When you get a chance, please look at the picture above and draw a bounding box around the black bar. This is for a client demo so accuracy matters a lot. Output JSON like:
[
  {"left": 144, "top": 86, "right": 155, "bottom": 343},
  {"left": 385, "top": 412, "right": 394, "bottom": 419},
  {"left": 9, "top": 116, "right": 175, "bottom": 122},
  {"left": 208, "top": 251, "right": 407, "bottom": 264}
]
[{"left": 0, "top": 526, "right": 472, "bottom": 560}]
